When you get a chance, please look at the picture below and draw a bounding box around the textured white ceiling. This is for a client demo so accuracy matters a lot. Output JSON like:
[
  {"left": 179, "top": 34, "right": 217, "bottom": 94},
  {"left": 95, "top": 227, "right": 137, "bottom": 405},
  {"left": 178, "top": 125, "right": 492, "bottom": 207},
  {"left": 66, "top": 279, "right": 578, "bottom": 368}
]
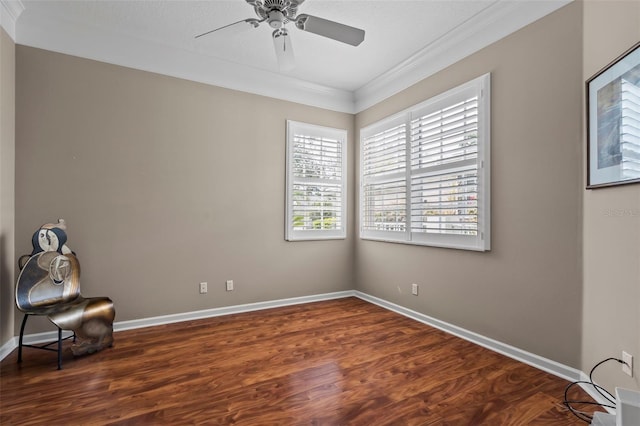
[{"left": 11, "top": 0, "right": 572, "bottom": 112}]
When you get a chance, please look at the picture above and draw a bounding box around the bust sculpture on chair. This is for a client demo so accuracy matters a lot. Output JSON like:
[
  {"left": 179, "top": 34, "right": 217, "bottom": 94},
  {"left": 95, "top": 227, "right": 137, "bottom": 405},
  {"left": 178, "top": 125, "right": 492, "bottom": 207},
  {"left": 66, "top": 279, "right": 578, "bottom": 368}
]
[{"left": 15, "top": 219, "right": 115, "bottom": 368}]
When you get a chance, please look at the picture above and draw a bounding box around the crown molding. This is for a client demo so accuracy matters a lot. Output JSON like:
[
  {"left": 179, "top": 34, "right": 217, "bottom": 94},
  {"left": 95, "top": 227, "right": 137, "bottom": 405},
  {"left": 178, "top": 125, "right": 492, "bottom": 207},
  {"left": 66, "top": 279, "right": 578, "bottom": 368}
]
[
  {"left": 0, "top": 0, "right": 24, "bottom": 40},
  {"left": 15, "top": 8, "right": 356, "bottom": 113},
  {"left": 353, "top": 0, "right": 573, "bottom": 113},
  {"left": 13, "top": 1, "right": 571, "bottom": 114}
]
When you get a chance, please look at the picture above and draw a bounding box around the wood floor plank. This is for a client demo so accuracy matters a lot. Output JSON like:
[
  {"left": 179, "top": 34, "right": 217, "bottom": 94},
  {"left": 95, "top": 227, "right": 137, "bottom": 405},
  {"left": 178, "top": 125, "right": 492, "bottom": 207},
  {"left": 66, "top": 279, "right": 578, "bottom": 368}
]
[{"left": 1, "top": 297, "right": 602, "bottom": 425}]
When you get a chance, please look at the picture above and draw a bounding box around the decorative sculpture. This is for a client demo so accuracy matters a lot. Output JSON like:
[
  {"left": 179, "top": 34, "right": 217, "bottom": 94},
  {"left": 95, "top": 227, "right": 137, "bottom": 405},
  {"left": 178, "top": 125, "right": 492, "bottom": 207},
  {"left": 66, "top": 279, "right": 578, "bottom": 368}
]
[{"left": 15, "top": 219, "right": 115, "bottom": 365}]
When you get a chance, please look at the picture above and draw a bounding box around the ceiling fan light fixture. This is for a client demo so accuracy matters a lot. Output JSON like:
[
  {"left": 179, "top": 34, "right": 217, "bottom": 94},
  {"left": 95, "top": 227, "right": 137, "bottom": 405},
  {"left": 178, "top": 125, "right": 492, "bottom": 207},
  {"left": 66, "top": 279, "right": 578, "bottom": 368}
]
[{"left": 267, "top": 10, "right": 285, "bottom": 28}]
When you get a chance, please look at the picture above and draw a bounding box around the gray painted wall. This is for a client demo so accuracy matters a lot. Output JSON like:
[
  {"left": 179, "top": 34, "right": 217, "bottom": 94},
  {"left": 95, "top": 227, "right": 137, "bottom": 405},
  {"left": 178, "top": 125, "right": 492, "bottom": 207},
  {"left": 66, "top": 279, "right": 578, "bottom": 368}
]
[
  {"left": 0, "top": 28, "right": 16, "bottom": 349},
  {"left": 582, "top": 0, "right": 640, "bottom": 392},
  {"left": 15, "top": 46, "right": 355, "bottom": 334},
  {"left": 354, "top": 2, "right": 583, "bottom": 368}
]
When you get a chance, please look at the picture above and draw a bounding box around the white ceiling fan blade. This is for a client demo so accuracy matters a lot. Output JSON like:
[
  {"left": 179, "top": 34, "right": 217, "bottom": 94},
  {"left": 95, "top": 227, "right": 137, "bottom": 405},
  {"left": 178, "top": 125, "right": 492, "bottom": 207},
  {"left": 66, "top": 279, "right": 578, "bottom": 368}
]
[
  {"left": 295, "top": 14, "right": 365, "bottom": 46},
  {"left": 195, "top": 18, "right": 261, "bottom": 39},
  {"left": 273, "top": 29, "right": 295, "bottom": 71}
]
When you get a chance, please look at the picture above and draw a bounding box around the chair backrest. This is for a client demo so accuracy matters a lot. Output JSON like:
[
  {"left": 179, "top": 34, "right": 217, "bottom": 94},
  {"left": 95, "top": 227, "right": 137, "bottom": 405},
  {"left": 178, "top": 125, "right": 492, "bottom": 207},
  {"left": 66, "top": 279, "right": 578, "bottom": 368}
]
[
  {"left": 29, "top": 219, "right": 74, "bottom": 256},
  {"left": 16, "top": 252, "right": 81, "bottom": 313},
  {"left": 15, "top": 220, "right": 81, "bottom": 314}
]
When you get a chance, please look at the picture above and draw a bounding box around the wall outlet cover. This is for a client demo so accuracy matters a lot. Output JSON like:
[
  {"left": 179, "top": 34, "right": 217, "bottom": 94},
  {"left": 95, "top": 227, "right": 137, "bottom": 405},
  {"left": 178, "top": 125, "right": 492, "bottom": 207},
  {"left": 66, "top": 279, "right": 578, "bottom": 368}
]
[{"left": 622, "top": 351, "right": 633, "bottom": 377}]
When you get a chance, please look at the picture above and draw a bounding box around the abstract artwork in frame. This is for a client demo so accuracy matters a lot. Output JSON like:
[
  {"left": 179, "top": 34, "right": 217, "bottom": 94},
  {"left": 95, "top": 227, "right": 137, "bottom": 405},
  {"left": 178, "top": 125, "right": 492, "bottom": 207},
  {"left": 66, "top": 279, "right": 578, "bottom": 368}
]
[{"left": 587, "top": 41, "right": 640, "bottom": 188}]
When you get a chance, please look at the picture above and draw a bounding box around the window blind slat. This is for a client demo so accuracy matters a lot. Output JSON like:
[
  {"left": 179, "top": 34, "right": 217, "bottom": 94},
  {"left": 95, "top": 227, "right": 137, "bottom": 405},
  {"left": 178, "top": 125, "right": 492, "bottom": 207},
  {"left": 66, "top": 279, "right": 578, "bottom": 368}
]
[
  {"left": 411, "top": 132, "right": 478, "bottom": 154},
  {"left": 290, "top": 182, "right": 343, "bottom": 231},
  {"left": 361, "top": 178, "right": 406, "bottom": 232},
  {"left": 410, "top": 164, "right": 478, "bottom": 236},
  {"left": 412, "top": 99, "right": 478, "bottom": 126},
  {"left": 411, "top": 117, "right": 478, "bottom": 143},
  {"left": 362, "top": 123, "right": 407, "bottom": 178},
  {"left": 364, "top": 154, "right": 406, "bottom": 175}
]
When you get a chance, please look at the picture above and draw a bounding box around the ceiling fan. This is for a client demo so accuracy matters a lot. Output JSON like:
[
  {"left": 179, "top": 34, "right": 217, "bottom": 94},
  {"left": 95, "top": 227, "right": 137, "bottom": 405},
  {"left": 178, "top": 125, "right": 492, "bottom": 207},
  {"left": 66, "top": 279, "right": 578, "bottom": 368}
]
[{"left": 195, "top": 0, "right": 365, "bottom": 71}]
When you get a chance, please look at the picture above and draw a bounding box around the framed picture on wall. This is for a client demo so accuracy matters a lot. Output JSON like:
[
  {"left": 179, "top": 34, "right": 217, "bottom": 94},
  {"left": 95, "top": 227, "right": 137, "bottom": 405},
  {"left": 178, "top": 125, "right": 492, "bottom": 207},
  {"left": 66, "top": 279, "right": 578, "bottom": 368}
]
[{"left": 586, "top": 41, "right": 640, "bottom": 189}]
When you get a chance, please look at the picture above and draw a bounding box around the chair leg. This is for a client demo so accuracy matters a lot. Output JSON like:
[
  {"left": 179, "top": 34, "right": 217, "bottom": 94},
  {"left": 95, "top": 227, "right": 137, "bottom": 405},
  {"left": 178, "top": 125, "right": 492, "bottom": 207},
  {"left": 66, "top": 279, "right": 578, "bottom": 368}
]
[
  {"left": 18, "top": 314, "right": 29, "bottom": 364},
  {"left": 57, "top": 328, "right": 62, "bottom": 370},
  {"left": 17, "top": 314, "right": 69, "bottom": 369}
]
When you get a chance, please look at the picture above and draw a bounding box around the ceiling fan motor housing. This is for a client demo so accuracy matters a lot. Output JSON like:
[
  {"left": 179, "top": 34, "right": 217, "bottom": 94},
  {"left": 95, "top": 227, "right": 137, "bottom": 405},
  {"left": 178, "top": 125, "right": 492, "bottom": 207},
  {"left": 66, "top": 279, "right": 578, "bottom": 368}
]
[
  {"left": 268, "top": 10, "right": 285, "bottom": 28},
  {"left": 253, "top": 0, "right": 302, "bottom": 26}
]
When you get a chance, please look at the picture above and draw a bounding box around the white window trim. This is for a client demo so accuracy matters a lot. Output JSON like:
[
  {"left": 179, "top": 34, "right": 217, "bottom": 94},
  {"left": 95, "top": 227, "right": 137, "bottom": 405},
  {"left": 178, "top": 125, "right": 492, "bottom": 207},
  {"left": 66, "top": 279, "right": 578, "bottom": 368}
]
[
  {"left": 359, "top": 74, "right": 491, "bottom": 251},
  {"left": 286, "top": 120, "right": 348, "bottom": 241}
]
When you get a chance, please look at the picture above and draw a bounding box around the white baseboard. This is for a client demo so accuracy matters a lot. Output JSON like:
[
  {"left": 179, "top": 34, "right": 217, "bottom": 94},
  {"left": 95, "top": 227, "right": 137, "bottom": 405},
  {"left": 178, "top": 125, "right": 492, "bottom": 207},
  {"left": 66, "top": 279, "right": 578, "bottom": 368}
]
[
  {"left": 0, "top": 329, "right": 77, "bottom": 360},
  {"left": 578, "top": 371, "right": 617, "bottom": 414},
  {"left": 354, "top": 291, "right": 616, "bottom": 414},
  {"left": 0, "top": 337, "right": 18, "bottom": 361},
  {"left": 113, "top": 290, "right": 356, "bottom": 332},
  {"left": 3, "top": 288, "right": 589, "bottom": 401},
  {"left": 353, "top": 291, "right": 584, "bottom": 383},
  {"left": 0, "top": 290, "right": 356, "bottom": 360}
]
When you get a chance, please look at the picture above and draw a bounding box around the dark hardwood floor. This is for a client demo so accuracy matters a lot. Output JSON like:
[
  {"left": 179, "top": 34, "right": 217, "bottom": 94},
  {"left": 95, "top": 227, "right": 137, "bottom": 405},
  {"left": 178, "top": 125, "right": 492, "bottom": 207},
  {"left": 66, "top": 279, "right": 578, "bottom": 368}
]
[{"left": 1, "top": 297, "right": 601, "bottom": 425}]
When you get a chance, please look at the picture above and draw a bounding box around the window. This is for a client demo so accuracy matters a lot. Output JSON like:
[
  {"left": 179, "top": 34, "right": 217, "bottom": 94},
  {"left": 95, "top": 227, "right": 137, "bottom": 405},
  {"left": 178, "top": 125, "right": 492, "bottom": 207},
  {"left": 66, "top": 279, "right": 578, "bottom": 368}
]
[
  {"left": 360, "top": 74, "right": 490, "bottom": 251},
  {"left": 286, "top": 120, "right": 347, "bottom": 241}
]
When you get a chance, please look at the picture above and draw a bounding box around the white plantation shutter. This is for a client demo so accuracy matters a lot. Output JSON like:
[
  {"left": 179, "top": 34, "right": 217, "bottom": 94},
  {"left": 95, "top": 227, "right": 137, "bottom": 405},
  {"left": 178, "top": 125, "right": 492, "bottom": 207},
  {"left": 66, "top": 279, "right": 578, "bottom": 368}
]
[
  {"left": 360, "top": 74, "right": 490, "bottom": 251},
  {"left": 286, "top": 121, "right": 347, "bottom": 241},
  {"left": 361, "top": 118, "right": 407, "bottom": 239},
  {"left": 410, "top": 97, "right": 480, "bottom": 240}
]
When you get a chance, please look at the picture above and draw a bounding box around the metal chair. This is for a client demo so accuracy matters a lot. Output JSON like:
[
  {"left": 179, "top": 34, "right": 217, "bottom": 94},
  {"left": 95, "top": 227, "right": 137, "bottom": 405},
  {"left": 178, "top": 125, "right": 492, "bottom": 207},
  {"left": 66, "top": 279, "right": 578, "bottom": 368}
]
[{"left": 15, "top": 220, "right": 115, "bottom": 369}]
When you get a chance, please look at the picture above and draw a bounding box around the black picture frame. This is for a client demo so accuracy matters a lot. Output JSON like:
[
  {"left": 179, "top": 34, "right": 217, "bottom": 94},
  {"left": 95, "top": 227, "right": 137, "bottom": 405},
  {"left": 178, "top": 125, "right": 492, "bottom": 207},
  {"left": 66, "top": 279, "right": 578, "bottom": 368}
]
[{"left": 586, "top": 41, "right": 640, "bottom": 189}]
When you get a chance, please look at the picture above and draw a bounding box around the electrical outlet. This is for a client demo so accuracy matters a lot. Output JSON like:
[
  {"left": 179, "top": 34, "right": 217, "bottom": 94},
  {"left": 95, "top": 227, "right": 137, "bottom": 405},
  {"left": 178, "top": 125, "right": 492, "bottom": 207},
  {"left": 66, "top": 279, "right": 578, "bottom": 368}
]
[
  {"left": 622, "top": 351, "right": 633, "bottom": 377},
  {"left": 226, "top": 280, "right": 234, "bottom": 291},
  {"left": 199, "top": 282, "right": 207, "bottom": 294},
  {"left": 411, "top": 283, "right": 419, "bottom": 296}
]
